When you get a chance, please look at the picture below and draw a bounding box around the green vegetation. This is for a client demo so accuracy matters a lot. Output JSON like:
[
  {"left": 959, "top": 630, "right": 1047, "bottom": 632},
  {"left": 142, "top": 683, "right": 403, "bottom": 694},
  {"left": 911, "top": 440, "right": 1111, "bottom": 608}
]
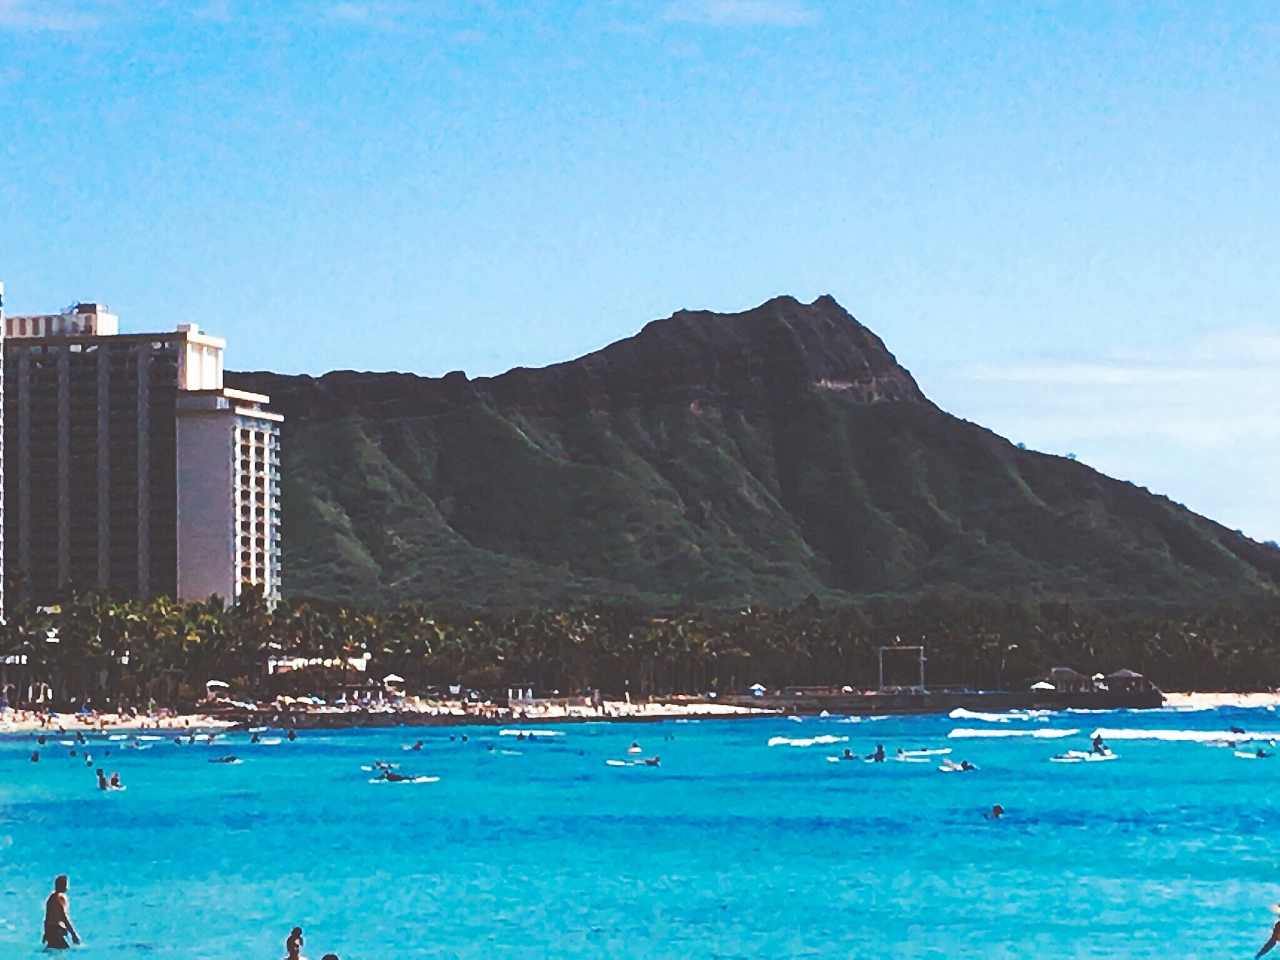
[
  {"left": 4, "top": 589, "right": 1280, "bottom": 710},
  {"left": 246, "top": 392, "right": 1280, "bottom": 613},
  {"left": 4, "top": 295, "right": 1254, "bottom": 708}
]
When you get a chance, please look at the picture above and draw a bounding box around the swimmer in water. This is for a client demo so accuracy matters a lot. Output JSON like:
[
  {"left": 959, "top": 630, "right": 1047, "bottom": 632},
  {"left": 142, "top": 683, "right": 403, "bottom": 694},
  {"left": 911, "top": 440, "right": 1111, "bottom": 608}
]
[
  {"left": 984, "top": 805, "right": 1004, "bottom": 820},
  {"left": 411, "top": 740, "right": 423, "bottom": 751},
  {"left": 1258, "top": 916, "right": 1280, "bottom": 957},
  {"left": 643, "top": 756, "right": 661, "bottom": 767},
  {"left": 1259, "top": 748, "right": 1274, "bottom": 759},
  {"left": 31, "top": 751, "right": 39, "bottom": 763},
  {"left": 870, "top": 744, "right": 885, "bottom": 763},
  {"left": 842, "top": 748, "right": 855, "bottom": 760},
  {"left": 287, "top": 730, "right": 297, "bottom": 742},
  {"left": 42, "top": 875, "right": 80, "bottom": 949},
  {"left": 286, "top": 925, "right": 305, "bottom": 960},
  {"left": 109, "top": 772, "right": 123, "bottom": 789},
  {"left": 210, "top": 756, "right": 239, "bottom": 764},
  {"left": 251, "top": 732, "right": 261, "bottom": 744},
  {"left": 96, "top": 769, "right": 108, "bottom": 790}
]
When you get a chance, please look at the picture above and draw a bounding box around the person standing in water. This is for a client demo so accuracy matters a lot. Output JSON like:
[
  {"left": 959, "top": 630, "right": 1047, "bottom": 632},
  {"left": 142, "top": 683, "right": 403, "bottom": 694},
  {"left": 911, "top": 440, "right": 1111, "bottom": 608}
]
[
  {"left": 42, "top": 875, "right": 80, "bottom": 949},
  {"left": 1258, "top": 916, "right": 1280, "bottom": 957},
  {"left": 286, "top": 925, "right": 306, "bottom": 959}
]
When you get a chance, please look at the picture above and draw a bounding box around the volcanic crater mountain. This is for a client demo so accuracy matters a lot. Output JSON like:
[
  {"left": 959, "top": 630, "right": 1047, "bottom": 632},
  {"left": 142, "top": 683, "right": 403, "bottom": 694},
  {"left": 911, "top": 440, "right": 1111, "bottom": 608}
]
[{"left": 229, "top": 296, "right": 1280, "bottom": 611}]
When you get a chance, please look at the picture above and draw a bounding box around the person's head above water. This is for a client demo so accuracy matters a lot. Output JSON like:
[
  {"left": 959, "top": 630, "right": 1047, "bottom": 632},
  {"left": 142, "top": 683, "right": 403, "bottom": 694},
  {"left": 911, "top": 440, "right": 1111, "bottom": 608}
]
[{"left": 55, "top": 875, "right": 68, "bottom": 893}]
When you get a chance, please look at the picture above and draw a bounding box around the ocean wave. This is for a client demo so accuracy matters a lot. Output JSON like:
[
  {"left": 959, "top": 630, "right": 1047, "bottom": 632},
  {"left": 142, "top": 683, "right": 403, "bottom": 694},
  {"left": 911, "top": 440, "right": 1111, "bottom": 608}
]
[
  {"left": 948, "top": 708, "right": 1051, "bottom": 723},
  {"left": 768, "top": 735, "right": 849, "bottom": 747},
  {"left": 1089, "top": 727, "right": 1280, "bottom": 743},
  {"left": 948, "top": 728, "right": 1079, "bottom": 739}
]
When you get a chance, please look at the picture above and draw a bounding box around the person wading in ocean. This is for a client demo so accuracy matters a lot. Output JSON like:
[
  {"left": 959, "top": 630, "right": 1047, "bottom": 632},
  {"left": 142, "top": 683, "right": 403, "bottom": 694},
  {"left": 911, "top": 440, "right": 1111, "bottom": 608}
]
[
  {"left": 1257, "top": 914, "right": 1280, "bottom": 957},
  {"left": 42, "top": 875, "right": 80, "bottom": 949}
]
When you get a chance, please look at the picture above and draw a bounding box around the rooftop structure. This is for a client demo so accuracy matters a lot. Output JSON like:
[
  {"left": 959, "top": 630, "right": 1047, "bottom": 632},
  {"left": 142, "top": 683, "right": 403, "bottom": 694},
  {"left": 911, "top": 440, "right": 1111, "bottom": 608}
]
[{"left": 6, "top": 302, "right": 119, "bottom": 338}]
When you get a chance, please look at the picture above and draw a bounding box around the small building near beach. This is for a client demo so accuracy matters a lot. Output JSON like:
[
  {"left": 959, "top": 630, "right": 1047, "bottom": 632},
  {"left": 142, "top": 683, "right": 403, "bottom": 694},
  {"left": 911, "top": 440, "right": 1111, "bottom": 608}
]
[
  {"left": 1105, "top": 668, "right": 1156, "bottom": 694},
  {"left": 1046, "top": 667, "right": 1092, "bottom": 693}
]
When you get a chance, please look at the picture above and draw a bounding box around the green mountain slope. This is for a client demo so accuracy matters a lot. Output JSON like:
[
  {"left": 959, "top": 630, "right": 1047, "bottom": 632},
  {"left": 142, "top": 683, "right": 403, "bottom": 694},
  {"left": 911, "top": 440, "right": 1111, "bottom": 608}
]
[{"left": 229, "top": 296, "right": 1280, "bottom": 611}]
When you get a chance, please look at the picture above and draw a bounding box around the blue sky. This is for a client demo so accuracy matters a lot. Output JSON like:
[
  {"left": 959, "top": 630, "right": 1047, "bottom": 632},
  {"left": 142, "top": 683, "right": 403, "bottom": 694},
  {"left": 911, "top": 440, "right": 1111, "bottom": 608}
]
[{"left": 2, "top": 1, "right": 1279, "bottom": 540}]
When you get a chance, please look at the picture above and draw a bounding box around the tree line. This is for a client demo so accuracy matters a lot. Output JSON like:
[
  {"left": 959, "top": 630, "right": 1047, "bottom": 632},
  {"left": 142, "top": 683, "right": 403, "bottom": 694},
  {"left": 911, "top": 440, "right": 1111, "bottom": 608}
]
[{"left": 2, "top": 588, "right": 1280, "bottom": 711}]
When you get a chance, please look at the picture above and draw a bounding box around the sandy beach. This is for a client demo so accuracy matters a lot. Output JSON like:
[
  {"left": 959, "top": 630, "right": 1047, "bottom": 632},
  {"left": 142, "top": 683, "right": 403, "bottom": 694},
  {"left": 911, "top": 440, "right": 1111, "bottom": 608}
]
[
  {"left": 6, "top": 691, "right": 1274, "bottom": 734},
  {"left": 0, "top": 698, "right": 772, "bottom": 734},
  {"left": 0, "top": 710, "right": 236, "bottom": 735}
]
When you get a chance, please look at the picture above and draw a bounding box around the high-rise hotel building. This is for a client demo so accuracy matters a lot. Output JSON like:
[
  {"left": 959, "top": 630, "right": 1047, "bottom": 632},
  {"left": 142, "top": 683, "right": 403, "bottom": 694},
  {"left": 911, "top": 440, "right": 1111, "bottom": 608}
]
[{"left": 2, "top": 301, "right": 281, "bottom": 607}]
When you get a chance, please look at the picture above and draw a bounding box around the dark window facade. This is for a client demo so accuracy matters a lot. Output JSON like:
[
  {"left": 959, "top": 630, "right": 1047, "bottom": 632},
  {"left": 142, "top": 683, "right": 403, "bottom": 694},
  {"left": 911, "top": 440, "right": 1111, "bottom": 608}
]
[{"left": 4, "top": 335, "right": 183, "bottom": 605}]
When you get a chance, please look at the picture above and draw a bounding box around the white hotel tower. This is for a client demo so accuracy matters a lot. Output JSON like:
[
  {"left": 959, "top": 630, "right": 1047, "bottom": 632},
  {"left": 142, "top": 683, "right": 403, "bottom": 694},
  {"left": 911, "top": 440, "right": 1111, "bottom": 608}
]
[{"left": 2, "top": 299, "right": 281, "bottom": 607}]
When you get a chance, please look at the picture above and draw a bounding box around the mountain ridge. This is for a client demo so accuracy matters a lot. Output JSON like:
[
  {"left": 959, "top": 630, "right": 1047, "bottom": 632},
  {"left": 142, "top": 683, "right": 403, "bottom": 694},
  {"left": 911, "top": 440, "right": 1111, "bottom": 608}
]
[{"left": 228, "top": 296, "right": 1280, "bottom": 611}]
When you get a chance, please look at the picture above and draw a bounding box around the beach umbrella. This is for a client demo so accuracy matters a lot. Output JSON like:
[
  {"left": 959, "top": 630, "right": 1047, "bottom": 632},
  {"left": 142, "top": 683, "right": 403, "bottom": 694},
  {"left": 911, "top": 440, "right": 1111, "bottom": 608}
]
[{"left": 1030, "top": 681, "right": 1056, "bottom": 691}]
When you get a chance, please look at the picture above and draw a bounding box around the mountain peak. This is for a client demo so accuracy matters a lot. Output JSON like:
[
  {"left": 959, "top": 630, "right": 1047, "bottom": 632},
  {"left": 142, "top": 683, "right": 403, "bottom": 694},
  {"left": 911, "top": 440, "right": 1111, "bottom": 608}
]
[
  {"left": 485, "top": 295, "right": 925, "bottom": 413},
  {"left": 227, "top": 297, "right": 1280, "bottom": 612}
]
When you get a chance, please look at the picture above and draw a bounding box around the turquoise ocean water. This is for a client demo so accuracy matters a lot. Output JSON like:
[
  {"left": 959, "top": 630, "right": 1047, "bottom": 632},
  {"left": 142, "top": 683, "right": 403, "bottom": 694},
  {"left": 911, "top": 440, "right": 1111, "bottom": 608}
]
[{"left": 1, "top": 707, "right": 1279, "bottom": 958}]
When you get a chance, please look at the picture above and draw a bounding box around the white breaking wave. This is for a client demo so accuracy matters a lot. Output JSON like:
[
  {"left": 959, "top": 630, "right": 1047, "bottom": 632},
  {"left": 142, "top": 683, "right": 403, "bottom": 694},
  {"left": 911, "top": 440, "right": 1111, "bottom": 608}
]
[
  {"left": 768, "top": 735, "right": 849, "bottom": 747},
  {"left": 948, "top": 728, "right": 1079, "bottom": 739},
  {"left": 948, "top": 708, "right": 1051, "bottom": 723},
  {"left": 1089, "top": 728, "right": 1280, "bottom": 743}
]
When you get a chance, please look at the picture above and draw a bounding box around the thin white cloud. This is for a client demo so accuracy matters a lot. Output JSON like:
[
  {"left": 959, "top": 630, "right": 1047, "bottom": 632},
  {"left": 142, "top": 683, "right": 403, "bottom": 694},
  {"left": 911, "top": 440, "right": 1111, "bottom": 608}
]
[
  {"left": 965, "top": 363, "right": 1213, "bottom": 386},
  {"left": 193, "top": 0, "right": 235, "bottom": 23},
  {"left": 927, "top": 325, "right": 1280, "bottom": 538},
  {"left": 664, "top": 0, "right": 817, "bottom": 28},
  {"left": 327, "top": 2, "right": 370, "bottom": 22},
  {"left": 0, "top": 0, "right": 97, "bottom": 31}
]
